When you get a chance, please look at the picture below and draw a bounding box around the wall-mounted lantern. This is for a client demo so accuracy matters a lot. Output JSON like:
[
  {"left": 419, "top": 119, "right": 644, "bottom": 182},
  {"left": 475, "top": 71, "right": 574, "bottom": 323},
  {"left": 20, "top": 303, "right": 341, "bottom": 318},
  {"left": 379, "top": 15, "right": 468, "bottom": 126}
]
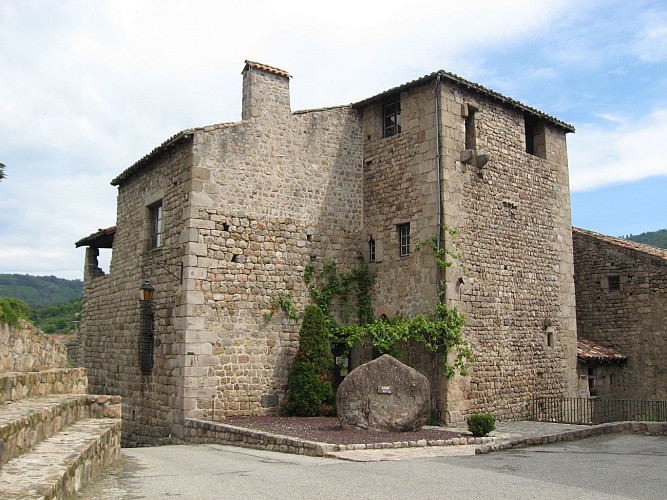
[{"left": 140, "top": 280, "right": 155, "bottom": 302}]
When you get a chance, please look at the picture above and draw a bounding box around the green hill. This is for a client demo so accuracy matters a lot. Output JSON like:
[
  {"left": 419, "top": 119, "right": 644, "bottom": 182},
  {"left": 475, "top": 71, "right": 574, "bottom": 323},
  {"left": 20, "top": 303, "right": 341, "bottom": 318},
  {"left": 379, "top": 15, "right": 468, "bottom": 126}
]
[
  {"left": 0, "top": 274, "right": 83, "bottom": 333},
  {"left": 624, "top": 229, "right": 667, "bottom": 250},
  {"left": 0, "top": 274, "right": 82, "bottom": 309}
]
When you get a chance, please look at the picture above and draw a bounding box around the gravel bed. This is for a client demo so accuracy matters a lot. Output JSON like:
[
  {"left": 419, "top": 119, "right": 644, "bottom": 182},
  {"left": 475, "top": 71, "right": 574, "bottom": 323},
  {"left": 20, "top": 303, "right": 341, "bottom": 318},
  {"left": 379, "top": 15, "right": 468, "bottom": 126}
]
[{"left": 223, "top": 416, "right": 463, "bottom": 445}]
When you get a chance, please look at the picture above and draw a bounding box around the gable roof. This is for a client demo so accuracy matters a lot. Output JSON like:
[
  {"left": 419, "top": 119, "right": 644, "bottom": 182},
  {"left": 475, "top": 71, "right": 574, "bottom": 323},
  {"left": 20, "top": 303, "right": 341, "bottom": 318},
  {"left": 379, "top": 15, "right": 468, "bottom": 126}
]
[
  {"left": 352, "top": 70, "right": 574, "bottom": 133},
  {"left": 573, "top": 227, "right": 667, "bottom": 263},
  {"left": 577, "top": 338, "right": 627, "bottom": 363}
]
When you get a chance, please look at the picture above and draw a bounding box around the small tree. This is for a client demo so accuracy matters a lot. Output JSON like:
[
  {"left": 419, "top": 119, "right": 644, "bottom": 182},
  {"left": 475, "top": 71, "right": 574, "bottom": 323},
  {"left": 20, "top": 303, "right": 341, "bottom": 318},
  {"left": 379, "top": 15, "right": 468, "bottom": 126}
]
[
  {"left": 283, "top": 304, "right": 334, "bottom": 416},
  {"left": 0, "top": 162, "right": 5, "bottom": 182}
]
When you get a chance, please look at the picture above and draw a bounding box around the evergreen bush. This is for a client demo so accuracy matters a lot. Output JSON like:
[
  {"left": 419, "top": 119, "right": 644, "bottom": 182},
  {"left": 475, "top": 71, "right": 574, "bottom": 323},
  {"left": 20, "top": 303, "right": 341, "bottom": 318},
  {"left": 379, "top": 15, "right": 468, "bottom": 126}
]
[
  {"left": 283, "top": 304, "right": 334, "bottom": 416},
  {"left": 466, "top": 412, "right": 496, "bottom": 437},
  {"left": 0, "top": 298, "right": 33, "bottom": 327}
]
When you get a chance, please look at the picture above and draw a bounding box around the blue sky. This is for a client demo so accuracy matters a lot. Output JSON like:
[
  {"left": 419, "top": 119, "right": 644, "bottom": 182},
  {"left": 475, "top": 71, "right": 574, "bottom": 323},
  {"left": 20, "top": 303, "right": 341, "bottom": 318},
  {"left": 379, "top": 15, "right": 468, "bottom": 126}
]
[{"left": 0, "top": 0, "right": 666, "bottom": 279}]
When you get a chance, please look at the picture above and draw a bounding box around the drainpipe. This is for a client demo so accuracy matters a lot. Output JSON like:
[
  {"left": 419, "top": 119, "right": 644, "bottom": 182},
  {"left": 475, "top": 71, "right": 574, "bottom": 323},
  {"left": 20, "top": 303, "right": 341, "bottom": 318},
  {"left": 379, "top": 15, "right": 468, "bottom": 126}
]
[{"left": 434, "top": 74, "right": 443, "bottom": 300}]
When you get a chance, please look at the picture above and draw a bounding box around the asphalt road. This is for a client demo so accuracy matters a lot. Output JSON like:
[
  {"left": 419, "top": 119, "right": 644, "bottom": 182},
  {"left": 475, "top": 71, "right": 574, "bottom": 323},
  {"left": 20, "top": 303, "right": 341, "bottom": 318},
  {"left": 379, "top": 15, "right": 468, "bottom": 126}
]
[{"left": 77, "top": 434, "right": 667, "bottom": 499}]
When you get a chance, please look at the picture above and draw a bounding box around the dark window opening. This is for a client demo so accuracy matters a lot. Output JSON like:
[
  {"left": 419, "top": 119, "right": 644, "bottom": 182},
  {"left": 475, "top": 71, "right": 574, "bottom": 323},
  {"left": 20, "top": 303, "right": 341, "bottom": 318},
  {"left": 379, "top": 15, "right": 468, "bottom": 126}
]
[
  {"left": 608, "top": 275, "right": 621, "bottom": 292},
  {"left": 149, "top": 201, "right": 163, "bottom": 249},
  {"left": 398, "top": 223, "right": 410, "bottom": 257},
  {"left": 525, "top": 115, "right": 546, "bottom": 158},
  {"left": 383, "top": 98, "right": 401, "bottom": 138},
  {"left": 139, "top": 308, "right": 155, "bottom": 375},
  {"left": 368, "top": 237, "right": 376, "bottom": 263},
  {"left": 465, "top": 106, "right": 477, "bottom": 150}
]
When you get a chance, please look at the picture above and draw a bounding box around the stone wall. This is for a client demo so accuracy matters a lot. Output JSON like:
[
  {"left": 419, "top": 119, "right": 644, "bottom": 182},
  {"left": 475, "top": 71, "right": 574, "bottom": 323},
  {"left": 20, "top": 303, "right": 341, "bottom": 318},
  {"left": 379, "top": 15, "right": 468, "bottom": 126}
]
[
  {"left": 80, "top": 137, "right": 193, "bottom": 446},
  {"left": 573, "top": 228, "right": 667, "bottom": 400},
  {"left": 357, "top": 79, "right": 578, "bottom": 422},
  {"left": 80, "top": 62, "right": 580, "bottom": 443},
  {"left": 441, "top": 82, "right": 578, "bottom": 421},
  {"left": 1, "top": 320, "right": 68, "bottom": 372}
]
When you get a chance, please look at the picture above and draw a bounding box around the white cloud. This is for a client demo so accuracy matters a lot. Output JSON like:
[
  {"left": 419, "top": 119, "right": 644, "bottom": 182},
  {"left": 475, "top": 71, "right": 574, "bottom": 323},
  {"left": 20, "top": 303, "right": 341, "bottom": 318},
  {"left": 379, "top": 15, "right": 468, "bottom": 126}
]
[
  {"left": 569, "top": 109, "right": 667, "bottom": 192},
  {"left": 633, "top": 10, "right": 667, "bottom": 62},
  {"left": 2, "top": 0, "right": 654, "bottom": 280}
]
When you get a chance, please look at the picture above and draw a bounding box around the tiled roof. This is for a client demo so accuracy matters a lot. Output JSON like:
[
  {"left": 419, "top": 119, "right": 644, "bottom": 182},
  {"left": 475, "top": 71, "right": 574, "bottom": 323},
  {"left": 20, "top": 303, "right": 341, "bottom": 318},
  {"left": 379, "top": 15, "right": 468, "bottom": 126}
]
[
  {"left": 352, "top": 70, "right": 575, "bottom": 133},
  {"left": 573, "top": 227, "right": 667, "bottom": 262},
  {"left": 75, "top": 226, "right": 116, "bottom": 248},
  {"left": 110, "top": 122, "right": 241, "bottom": 186},
  {"left": 243, "top": 60, "right": 291, "bottom": 78},
  {"left": 577, "top": 338, "right": 627, "bottom": 363}
]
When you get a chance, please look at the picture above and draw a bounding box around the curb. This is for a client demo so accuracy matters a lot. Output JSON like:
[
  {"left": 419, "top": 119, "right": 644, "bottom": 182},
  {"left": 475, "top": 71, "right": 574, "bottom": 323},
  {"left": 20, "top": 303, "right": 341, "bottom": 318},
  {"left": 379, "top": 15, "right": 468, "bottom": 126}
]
[{"left": 474, "top": 421, "right": 667, "bottom": 455}]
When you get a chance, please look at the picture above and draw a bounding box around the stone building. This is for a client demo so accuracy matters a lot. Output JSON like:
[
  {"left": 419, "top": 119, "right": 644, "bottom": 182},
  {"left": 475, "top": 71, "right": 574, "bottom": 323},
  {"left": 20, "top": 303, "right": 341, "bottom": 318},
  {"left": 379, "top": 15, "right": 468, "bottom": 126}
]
[
  {"left": 76, "top": 60, "right": 579, "bottom": 446},
  {"left": 573, "top": 227, "right": 667, "bottom": 400}
]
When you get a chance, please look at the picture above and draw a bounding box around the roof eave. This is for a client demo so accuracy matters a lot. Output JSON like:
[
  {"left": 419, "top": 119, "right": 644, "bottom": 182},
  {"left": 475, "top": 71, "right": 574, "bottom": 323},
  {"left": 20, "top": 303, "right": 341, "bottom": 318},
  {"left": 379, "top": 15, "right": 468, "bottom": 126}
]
[{"left": 352, "top": 70, "right": 574, "bottom": 133}]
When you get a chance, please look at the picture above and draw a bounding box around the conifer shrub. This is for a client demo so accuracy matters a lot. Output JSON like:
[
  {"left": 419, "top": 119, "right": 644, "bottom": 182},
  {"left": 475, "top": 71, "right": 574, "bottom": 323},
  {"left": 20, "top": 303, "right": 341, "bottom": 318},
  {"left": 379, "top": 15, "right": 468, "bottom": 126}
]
[
  {"left": 466, "top": 412, "right": 496, "bottom": 437},
  {"left": 283, "top": 304, "right": 334, "bottom": 416}
]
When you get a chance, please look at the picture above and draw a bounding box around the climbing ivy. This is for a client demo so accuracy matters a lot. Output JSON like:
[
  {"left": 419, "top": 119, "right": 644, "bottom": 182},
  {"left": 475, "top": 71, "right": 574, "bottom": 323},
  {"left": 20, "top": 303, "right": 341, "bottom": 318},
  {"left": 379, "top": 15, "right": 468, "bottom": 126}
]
[{"left": 263, "top": 293, "right": 302, "bottom": 321}]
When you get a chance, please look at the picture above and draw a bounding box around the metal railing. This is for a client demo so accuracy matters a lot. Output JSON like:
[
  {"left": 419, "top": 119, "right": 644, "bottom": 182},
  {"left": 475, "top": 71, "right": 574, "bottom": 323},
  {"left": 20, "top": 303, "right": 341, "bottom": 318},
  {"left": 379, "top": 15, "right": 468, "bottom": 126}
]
[{"left": 532, "top": 397, "right": 667, "bottom": 425}]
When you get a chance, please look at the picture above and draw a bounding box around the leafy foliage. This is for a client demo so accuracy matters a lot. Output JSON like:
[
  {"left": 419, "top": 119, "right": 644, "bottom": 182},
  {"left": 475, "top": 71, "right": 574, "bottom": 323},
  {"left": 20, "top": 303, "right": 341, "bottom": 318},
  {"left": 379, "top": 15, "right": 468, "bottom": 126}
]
[
  {"left": 0, "top": 298, "right": 33, "bottom": 327},
  {"left": 0, "top": 162, "right": 5, "bottom": 181},
  {"left": 283, "top": 305, "right": 334, "bottom": 416},
  {"left": 624, "top": 228, "right": 667, "bottom": 250},
  {"left": 264, "top": 293, "right": 302, "bottom": 321},
  {"left": 33, "top": 299, "right": 82, "bottom": 333},
  {"left": 466, "top": 412, "right": 496, "bottom": 437},
  {"left": 0, "top": 274, "right": 82, "bottom": 309}
]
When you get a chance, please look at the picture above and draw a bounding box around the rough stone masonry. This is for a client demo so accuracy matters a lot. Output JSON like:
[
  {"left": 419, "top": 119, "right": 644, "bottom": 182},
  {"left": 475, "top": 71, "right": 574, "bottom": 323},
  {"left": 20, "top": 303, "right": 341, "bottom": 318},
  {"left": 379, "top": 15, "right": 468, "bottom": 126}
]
[{"left": 77, "top": 60, "right": 578, "bottom": 446}]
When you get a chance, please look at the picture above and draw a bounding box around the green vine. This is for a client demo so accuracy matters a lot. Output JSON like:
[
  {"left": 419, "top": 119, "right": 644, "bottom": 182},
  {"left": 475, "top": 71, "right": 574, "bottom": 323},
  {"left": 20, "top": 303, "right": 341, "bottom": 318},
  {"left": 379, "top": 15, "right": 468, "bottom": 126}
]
[{"left": 264, "top": 293, "right": 302, "bottom": 321}]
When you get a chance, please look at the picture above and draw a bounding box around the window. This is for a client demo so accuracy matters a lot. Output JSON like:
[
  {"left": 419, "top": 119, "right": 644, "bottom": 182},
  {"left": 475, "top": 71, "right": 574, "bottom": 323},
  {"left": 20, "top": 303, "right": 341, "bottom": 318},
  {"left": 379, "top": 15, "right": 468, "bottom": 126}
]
[
  {"left": 368, "top": 237, "right": 376, "bottom": 263},
  {"left": 398, "top": 223, "right": 410, "bottom": 257},
  {"left": 608, "top": 275, "right": 621, "bottom": 292},
  {"left": 383, "top": 97, "right": 401, "bottom": 138},
  {"left": 139, "top": 309, "right": 155, "bottom": 375},
  {"left": 149, "top": 201, "right": 163, "bottom": 249},
  {"left": 465, "top": 105, "right": 477, "bottom": 150},
  {"left": 525, "top": 115, "right": 546, "bottom": 158}
]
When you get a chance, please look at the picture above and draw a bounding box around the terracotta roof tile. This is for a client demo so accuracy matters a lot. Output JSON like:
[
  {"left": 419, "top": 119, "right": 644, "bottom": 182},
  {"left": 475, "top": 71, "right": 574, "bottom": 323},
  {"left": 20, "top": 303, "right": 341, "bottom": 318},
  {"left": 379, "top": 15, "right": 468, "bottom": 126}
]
[
  {"left": 577, "top": 338, "right": 627, "bottom": 363},
  {"left": 75, "top": 226, "right": 116, "bottom": 248},
  {"left": 243, "top": 60, "right": 291, "bottom": 78},
  {"left": 573, "top": 227, "right": 667, "bottom": 262},
  {"left": 352, "top": 70, "right": 574, "bottom": 132}
]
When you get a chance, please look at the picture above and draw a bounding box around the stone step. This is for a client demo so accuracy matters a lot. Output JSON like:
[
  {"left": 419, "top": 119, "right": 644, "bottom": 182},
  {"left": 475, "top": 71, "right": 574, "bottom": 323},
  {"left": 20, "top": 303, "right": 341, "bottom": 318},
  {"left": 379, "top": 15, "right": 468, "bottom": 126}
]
[
  {"left": 0, "top": 368, "right": 87, "bottom": 404},
  {"left": 0, "top": 393, "right": 120, "bottom": 468},
  {"left": 0, "top": 418, "right": 121, "bottom": 499}
]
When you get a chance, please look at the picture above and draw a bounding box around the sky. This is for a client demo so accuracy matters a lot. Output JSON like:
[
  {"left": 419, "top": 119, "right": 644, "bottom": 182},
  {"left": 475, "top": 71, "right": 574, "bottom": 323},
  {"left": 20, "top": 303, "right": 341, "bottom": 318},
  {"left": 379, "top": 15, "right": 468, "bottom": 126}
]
[{"left": 1, "top": 0, "right": 666, "bottom": 280}]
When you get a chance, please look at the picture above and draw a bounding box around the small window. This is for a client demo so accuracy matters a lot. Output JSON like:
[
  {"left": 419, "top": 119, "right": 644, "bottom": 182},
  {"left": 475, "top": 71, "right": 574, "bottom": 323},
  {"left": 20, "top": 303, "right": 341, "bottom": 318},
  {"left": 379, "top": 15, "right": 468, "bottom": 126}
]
[
  {"left": 368, "top": 237, "right": 376, "bottom": 263},
  {"left": 139, "top": 310, "right": 155, "bottom": 375},
  {"left": 383, "top": 97, "right": 401, "bottom": 138},
  {"left": 525, "top": 115, "right": 546, "bottom": 158},
  {"left": 149, "top": 201, "right": 163, "bottom": 249},
  {"left": 398, "top": 223, "right": 410, "bottom": 257},
  {"left": 465, "top": 105, "right": 477, "bottom": 150},
  {"left": 608, "top": 275, "right": 621, "bottom": 292}
]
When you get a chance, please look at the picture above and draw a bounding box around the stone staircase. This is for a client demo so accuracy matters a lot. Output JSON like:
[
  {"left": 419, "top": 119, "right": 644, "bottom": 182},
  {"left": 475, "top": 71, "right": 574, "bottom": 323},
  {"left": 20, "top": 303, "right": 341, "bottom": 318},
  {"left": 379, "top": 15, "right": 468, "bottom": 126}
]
[{"left": 0, "top": 322, "right": 121, "bottom": 499}]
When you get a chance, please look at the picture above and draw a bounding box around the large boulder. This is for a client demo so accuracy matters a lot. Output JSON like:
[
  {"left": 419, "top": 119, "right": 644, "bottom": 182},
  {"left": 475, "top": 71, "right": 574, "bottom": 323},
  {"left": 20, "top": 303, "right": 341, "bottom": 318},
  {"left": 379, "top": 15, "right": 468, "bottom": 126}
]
[{"left": 336, "top": 354, "right": 430, "bottom": 432}]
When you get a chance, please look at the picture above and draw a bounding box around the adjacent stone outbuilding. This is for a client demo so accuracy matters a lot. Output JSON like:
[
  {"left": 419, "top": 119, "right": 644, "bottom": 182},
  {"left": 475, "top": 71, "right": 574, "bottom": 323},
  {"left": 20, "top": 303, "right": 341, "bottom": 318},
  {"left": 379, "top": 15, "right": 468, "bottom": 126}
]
[
  {"left": 573, "top": 227, "right": 667, "bottom": 400},
  {"left": 77, "top": 60, "right": 579, "bottom": 445}
]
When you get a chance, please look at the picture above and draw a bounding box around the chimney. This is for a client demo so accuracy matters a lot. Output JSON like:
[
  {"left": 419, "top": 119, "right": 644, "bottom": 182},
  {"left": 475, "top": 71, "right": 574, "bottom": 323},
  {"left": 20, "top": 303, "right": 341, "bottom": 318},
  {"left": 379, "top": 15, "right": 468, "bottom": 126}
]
[{"left": 241, "top": 60, "right": 291, "bottom": 121}]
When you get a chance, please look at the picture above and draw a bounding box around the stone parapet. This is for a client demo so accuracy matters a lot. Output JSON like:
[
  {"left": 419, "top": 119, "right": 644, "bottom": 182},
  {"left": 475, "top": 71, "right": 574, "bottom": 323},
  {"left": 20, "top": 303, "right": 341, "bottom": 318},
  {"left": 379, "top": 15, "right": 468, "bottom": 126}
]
[
  {"left": 0, "top": 368, "right": 87, "bottom": 404},
  {"left": 1, "top": 320, "right": 68, "bottom": 372},
  {"left": 182, "top": 418, "right": 497, "bottom": 457}
]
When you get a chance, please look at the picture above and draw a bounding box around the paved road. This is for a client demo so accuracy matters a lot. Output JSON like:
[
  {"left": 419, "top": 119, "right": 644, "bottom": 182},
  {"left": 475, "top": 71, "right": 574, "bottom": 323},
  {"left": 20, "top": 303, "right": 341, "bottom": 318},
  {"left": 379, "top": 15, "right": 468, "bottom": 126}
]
[{"left": 77, "top": 434, "right": 667, "bottom": 499}]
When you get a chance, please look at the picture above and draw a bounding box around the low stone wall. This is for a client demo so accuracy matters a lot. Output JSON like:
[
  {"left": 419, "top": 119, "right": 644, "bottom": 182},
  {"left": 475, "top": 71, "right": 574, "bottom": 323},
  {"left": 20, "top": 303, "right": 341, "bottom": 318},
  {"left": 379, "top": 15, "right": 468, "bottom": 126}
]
[
  {"left": 183, "top": 418, "right": 497, "bottom": 457},
  {"left": 0, "top": 320, "right": 68, "bottom": 372},
  {"left": 0, "top": 368, "right": 87, "bottom": 403},
  {"left": 476, "top": 420, "right": 667, "bottom": 454}
]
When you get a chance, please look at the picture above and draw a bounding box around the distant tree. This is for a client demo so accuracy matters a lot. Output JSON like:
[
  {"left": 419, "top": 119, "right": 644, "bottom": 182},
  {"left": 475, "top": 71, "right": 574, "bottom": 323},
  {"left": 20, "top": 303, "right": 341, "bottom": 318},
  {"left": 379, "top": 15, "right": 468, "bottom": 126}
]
[{"left": 0, "top": 162, "right": 5, "bottom": 181}]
